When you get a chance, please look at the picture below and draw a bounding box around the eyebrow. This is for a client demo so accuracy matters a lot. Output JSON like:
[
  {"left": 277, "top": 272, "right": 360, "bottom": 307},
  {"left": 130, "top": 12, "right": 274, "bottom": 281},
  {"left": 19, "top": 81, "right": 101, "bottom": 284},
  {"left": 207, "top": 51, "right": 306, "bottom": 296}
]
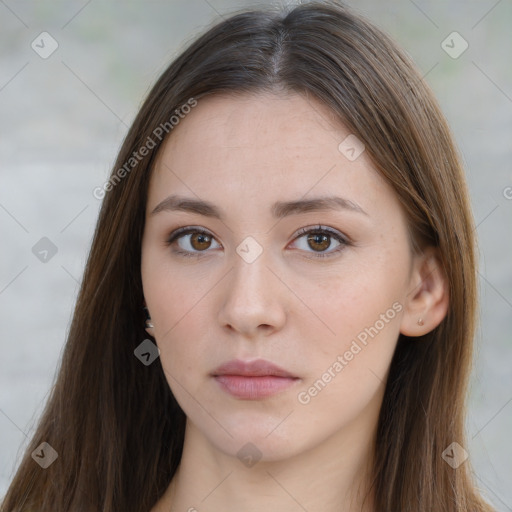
[{"left": 150, "top": 194, "right": 368, "bottom": 219}]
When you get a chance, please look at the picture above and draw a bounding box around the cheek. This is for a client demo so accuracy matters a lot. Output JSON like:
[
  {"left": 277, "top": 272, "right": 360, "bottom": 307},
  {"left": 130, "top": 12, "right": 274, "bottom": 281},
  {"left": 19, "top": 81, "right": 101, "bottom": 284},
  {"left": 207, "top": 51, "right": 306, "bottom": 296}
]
[
  {"left": 141, "top": 226, "right": 408, "bottom": 403},
  {"left": 298, "top": 258, "right": 405, "bottom": 353},
  {"left": 295, "top": 283, "right": 402, "bottom": 427},
  {"left": 141, "top": 257, "right": 213, "bottom": 383},
  {"left": 295, "top": 248, "right": 407, "bottom": 397},
  {"left": 142, "top": 241, "right": 201, "bottom": 329},
  {"left": 142, "top": 248, "right": 185, "bottom": 349}
]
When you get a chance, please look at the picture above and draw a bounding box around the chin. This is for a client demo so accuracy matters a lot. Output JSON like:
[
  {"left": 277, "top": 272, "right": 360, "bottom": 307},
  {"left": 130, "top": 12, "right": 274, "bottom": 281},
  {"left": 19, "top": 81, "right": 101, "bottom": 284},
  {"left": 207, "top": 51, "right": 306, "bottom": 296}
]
[{"left": 201, "top": 415, "right": 313, "bottom": 463}]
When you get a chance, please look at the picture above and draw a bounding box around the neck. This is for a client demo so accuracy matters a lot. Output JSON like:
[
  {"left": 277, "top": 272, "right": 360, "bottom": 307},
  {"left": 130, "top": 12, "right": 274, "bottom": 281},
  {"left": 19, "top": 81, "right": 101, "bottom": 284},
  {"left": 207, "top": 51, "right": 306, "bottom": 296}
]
[{"left": 153, "top": 407, "right": 379, "bottom": 512}]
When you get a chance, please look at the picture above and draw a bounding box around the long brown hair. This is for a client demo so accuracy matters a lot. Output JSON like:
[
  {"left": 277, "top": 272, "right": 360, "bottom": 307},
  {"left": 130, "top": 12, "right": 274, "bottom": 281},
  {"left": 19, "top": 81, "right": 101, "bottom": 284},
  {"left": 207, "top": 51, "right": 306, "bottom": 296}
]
[{"left": 1, "top": 1, "right": 495, "bottom": 510}]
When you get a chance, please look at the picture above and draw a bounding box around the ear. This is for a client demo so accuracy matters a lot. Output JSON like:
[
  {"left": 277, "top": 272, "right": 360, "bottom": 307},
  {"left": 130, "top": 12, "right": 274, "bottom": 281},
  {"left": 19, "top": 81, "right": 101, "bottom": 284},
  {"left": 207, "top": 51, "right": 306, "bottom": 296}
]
[
  {"left": 143, "top": 302, "right": 155, "bottom": 338},
  {"left": 400, "top": 247, "right": 450, "bottom": 337}
]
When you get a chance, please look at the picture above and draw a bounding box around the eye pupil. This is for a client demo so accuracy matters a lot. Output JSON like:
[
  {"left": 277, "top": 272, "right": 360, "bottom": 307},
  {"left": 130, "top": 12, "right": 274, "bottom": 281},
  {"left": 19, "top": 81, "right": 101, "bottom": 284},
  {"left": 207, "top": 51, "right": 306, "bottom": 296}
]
[
  {"left": 308, "top": 233, "right": 330, "bottom": 251},
  {"left": 191, "top": 233, "right": 211, "bottom": 250},
  {"left": 170, "top": 227, "right": 345, "bottom": 259}
]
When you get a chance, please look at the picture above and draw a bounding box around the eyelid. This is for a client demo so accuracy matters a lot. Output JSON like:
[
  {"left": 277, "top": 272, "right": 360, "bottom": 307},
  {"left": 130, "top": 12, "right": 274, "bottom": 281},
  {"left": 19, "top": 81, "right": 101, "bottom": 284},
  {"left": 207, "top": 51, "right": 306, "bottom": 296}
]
[
  {"left": 166, "top": 224, "right": 351, "bottom": 258},
  {"left": 293, "top": 224, "right": 349, "bottom": 244},
  {"left": 290, "top": 224, "right": 350, "bottom": 259},
  {"left": 166, "top": 226, "right": 220, "bottom": 258}
]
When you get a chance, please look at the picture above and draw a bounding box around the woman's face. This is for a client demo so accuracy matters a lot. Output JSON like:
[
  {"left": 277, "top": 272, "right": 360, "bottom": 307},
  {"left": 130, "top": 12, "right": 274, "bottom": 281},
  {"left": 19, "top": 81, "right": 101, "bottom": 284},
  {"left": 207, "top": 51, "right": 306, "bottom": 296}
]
[{"left": 141, "top": 92, "right": 421, "bottom": 462}]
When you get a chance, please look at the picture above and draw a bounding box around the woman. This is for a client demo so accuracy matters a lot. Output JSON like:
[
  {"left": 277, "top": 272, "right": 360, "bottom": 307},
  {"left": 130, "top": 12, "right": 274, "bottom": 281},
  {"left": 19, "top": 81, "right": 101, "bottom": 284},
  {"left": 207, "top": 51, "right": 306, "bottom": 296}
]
[{"left": 1, "top": 1, "right": 496, "bottom": 511}]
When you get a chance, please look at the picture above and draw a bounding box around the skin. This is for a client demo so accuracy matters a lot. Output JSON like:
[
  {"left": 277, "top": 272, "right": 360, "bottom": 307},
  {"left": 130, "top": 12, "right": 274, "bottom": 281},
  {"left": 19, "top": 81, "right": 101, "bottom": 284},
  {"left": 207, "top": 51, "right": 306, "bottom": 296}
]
[{"left": 142, "top": 91, "right": 449, "bottom": 512}]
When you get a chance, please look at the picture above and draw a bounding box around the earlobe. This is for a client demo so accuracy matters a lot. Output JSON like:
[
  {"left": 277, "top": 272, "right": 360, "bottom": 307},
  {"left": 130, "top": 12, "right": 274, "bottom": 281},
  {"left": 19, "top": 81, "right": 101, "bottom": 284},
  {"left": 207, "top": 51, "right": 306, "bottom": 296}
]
[
  {"left": 143, "top": 304, "right": 155, "bottom": 337},
  {"left": 400, "top": 249, "right": 450, "bottom": 337}
]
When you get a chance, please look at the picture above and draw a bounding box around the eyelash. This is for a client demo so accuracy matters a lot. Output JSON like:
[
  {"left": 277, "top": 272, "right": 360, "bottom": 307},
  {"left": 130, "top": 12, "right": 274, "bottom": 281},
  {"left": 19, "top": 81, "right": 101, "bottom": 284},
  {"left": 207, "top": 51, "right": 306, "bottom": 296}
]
[{"left": 165, "top": 224, "right": 351, "bottom": 259}]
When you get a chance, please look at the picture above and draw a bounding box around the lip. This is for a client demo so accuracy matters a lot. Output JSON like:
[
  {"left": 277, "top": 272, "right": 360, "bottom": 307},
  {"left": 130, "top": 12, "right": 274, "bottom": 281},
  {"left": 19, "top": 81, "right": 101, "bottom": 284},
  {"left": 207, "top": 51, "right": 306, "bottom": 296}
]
[
  {"left": 212, "top": 358, "right": 297, "bottom": 378},
  {"left": 211, "top": 359, "right": 300, "bottom": 399}
]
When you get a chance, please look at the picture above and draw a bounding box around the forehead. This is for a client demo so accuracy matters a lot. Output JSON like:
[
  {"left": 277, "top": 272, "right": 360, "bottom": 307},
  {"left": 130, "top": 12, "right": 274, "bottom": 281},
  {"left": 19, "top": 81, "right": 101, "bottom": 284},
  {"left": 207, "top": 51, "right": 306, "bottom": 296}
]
[
  {"left": 147, "top": 91, "right": 399, "bottom": 224},
  {"left": 161, "top": 91, "right": 347, "bottom": 160}
]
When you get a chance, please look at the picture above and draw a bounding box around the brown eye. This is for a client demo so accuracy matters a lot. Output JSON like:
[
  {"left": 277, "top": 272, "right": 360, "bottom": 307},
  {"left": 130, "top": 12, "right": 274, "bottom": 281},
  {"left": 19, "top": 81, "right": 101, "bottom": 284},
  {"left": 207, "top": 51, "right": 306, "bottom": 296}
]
[
  {"left": 291, "top": 225, "right": 350, "bottom": 259},
  {"left": 166, "top": 227, "right": 221, "bottom": 257},
  {"left": 189, "top": 232, "right": 212, "bottom": 251},
  {"left": 166, "top": 225, "right": 349, "bottom": 259},
  {"left": 306, "top": 232, "right": 331, "bottom": 252}
]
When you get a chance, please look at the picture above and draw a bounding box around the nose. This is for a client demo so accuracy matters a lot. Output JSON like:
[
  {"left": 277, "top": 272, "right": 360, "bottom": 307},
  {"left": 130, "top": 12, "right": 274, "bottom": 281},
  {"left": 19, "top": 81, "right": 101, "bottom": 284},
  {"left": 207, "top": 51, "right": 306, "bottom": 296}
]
[{"left": 217, "top": 247, "right": 287, "bottom": 340}]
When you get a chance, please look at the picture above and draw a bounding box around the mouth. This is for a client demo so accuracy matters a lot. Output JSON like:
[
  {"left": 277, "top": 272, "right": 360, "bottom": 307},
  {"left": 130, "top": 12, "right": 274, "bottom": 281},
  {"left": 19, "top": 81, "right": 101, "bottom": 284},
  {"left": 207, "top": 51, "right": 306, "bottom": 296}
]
[{"left": 211, "top": 358, "right": 300, "bottom": 400}]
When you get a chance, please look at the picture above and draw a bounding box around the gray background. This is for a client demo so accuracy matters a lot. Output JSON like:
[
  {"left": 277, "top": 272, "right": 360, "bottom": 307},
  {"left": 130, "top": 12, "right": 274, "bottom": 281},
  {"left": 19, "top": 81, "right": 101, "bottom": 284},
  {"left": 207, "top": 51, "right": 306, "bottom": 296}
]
[{"left": 1, "top": 0, "right": 511, "bottom": 510}]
